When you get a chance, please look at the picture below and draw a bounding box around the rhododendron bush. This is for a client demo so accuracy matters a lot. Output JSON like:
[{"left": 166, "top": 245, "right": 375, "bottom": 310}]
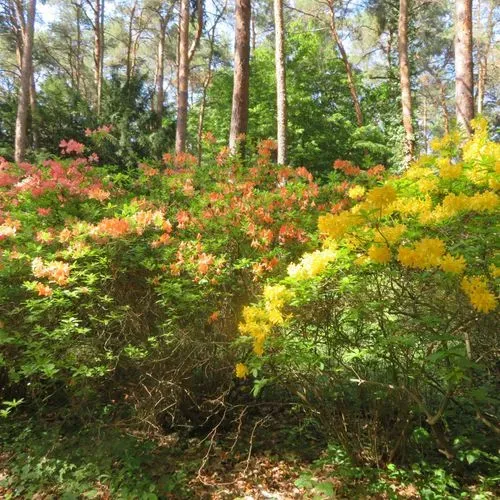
[
  {"left": 237, "top": 119, "right": 499, "bottom": 464},
  {"left": 0, "top": 137, "right": 348, "bottom": 425}
]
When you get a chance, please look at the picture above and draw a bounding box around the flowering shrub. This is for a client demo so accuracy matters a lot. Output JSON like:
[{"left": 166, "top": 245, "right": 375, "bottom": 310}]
[
  {"left": 236, "top": 119, "right": 499, "bottom": 464},
  {"left": 0, "top": 136, "right": 352, "bottom": 427}
]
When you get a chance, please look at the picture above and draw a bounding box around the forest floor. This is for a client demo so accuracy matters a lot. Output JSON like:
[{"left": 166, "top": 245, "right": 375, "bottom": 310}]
[{"left": 0, "top": 414, "right": 495, "bottom": 499}]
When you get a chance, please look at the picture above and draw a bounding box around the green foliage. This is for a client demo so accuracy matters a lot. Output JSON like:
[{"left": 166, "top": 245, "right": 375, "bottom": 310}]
[
  {"left": 237, "top": 121, "right": 500, "bottom": 471},
  {"left": 0, "top": 420, "right": 192, "bottom": 499},
  {"left": 196, "top": 26, "right": 397, "bottom": 173}
]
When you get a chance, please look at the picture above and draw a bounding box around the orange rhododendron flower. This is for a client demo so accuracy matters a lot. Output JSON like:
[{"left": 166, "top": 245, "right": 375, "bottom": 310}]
[{"left": 35, "top": 282, "right": 53, "bottom": 297}]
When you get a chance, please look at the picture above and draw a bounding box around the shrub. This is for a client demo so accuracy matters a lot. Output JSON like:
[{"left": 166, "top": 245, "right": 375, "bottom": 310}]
[
  {"left": 0, "top": 137, "right": 337, "bottom": 429},
  {"left": 236, "top": 118, "right": 499, "bottom": 466}
]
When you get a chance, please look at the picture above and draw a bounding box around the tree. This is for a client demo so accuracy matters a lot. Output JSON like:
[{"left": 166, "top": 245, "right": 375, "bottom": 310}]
[
  {"left": 475, "top": 0, "right": 494, "bottom": 115},
  {"left": 398, "top": 0, "right": 414, "bottom": 165},
  {"left": 175, "top": 0, "right": 189, "bottom": 153},
  {"left": 229, "top": 0, "right": 251, "bottom": 154},
  {"left": 326, "top": 0, "right": 363, "bottom": 127},
  {"left": 455, "top": 0, "right": 474, "bottom": 133},
  {"left": 151, "top": 1, "right": 174, "bottom": 125},
  {"left": 84, "top": 0, "right": 105, "bottom": 115},
  {"left": 273, "top": 0, "right": 286, "bottom": 164},
  {"left": 196, "top": 0, "right": 227, "bottom": 165},
  {"left": 14, "top": 0, "right": 36, "bottom": 163}
]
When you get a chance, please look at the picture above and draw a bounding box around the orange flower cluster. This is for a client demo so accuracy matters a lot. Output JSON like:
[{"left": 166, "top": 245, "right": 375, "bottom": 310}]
[
  {"left": 333, "top": 160, "right": 361, "bottom": 176},
  {"left": 32, "top": 257, "right": 70, "bottom": 285},
  {"left": 95, "top": 218, "right": 131, "bottom": 238}
]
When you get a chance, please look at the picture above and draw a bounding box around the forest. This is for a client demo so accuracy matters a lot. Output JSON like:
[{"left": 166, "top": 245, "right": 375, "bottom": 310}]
[{"left": 0, "top": 0, "right": 499, "bottom": 497}]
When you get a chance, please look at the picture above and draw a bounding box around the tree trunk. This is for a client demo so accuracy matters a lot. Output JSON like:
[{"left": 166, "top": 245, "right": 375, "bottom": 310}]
[
  {"left": 76, "top": 1, "right": 82, "bottom": 94},
  {"left": 398, "top": 0, "right": 414, "bottom": 166},
  {"left": 229, "top": 0, "right": 251, "bottom": 154},
  {"left": 90, "top": 0, "right": 104, "bottom": 115},
  {"left": 188, "top": 0, "right": 203, "bottom": 63},
  {"left": 29, "top": 71, "right": 38, "bottom": 149},
  {"left": 14, "top": 0, "right": 36, "bottom": 163},
  {"left": 274, "top": 0, "right": 287, "bottom": 164},
  {"left": 327, "top": 0, "right": 363, "bottom": 127},
  {"left": 438, "top": 80, "right": 450, "bottom": 135},
  {"left": 156, "top": 17, "right": 167, "bottom": 125},
  {"left": 476, "top": 0, "right": 493, "bottom": 115},
  {"left": 455, "top": 0, "right": 474, "bottom": 133},
  {"left": 175, "top": 0, "right": 190, "bottom": 153},
  {"left": 422, "top": 96, "right": 427, "bottom": 154},
  {"left": 126, "top": 0, "right": 138, "bottom": 88}
]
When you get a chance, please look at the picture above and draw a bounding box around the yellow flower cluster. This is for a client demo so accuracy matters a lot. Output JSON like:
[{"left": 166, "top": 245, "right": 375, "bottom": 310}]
[
  {"left": 404, "top": 165, "right": 434, "bottom": 180},
  {"left": 391, "top": 196, "right": 432, "bottom": 217},
  {"left": 461, "top": 276, "right": 497, "bottom": 313},
  {"left": 239, "top": 305, "right": 272, "bottom": 356},
  {"left": 235, "top": 363, "right": 249, "bottom": 378},
  {"left": 366, "top": 185, "right": 397, "bottom": 209},
  {"left": 437, "top": 159, "right": 463, "bottom": 180},
  {"left": 440, "top": 254, "right": 466, "bottom": 274},
  {"left": 348, "top": 185, "right": 366, "bottom": 199},
  {"left": 368, "top": 244, "right": 391, "bottom": 264},
  {"left": 239, "top": 284, "right": 295, "bottom": 356},
  {"left": 430, "top": 131, "right": 461, "bottom": 153},
  {"left": 318, "top": 212, "right": 361, "bottom": 240},
  {"left": 462, "top": 118, "right": 498, "bottom": 163},
  {"left": 374, "top": 224, "right": 407, "bottom": 245},
  {"left": 489, "top": 264, "right": 500, "bottom": 279},
  {"left": 263, "top": 284, "right": 294, "bottom": 325},
  {"left": 431, "top": 191, "right": 499, "bottom": 222},
  {"left": 397, "top": 238, "right": 446, "bottom": 269},
  {"left": 287, "top": 248, "right": 337, "bottom": 280},
  {"left": 418, "top": 178, "right": 439, "bottom": 193}
]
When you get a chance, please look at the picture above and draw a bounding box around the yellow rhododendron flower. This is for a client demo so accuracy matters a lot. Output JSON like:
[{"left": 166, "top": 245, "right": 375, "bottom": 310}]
[
  {"left": 374, "top": 224, "right": 407, "bottom": 245},
  {"left": 439, "top": 162, "right": 463, "bottom": 180},
  {"left": 489, "top": 264, "right": 500, "bottom": 278},
  {"left": 397, "top": 238, "right": 446, "bottom": 270},
  {"left": 469, "top": 191, "right": 499, "bottom": 212},
  {"left": 430, "top": 131, "right": 460, "bottom": 153},
  {"left": 318, "top": 212, "right": 361, "bottom": 240},
  {"left": 348, "top": 185, "right": 366, "bottom": 199},
  {"left": 368, "top": 245, "right": 391, "bottom": 264},
  {"left": 397, "top": 246, "right": 419, "bottom": 268},
  {"left": 366, "top": 185, "right": 397, "bottom": 209},
  {"left": 235, "top": 363, "right": 249, "bottom": 378},
  {"left": 391, "top": 196, "right": 432, "bottom": 217},
  {"left": 405, "top": 165, "right": 434, "bottom": 180},
  {"left": 461, "top": 276, "right": 497, "bottom": 313},
  {"left": 418, "top": 178, "right": 439, "bottom": 193},
  {"left": 440, "top": 254, "right": 466, "bottom": 274},
  {"left": 414, "top": 238, "right": 446, "bottom": 268},
  {"left": 287, "top": 249, "right": 337, "bottom": 280}
]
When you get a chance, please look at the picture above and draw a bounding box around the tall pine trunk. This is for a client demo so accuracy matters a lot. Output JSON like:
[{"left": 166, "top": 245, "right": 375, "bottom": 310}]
[
  {"left": 476, "top": 0, "right": 493, "bottom": 115},
  {"left": 91, "top": 0, "right": 104, "bottom": 116},
  {"left": 126, "top": 0, "right": 138, "bottom": 88},
  {"left": 14, "top": 0, "right": 36, "bottom": 163},
  {"left": 155, "top": 17, "right": 167, "bottom": 125},
  {"left": 455, "top": 0, "right": 474, "bottom": 133},
  {"left": 398, "top": 0, "right": 414, "bottom": 166},
  {"left": 175, "top": 0, "right": 190, "bottom": 153},
  {"left": 274, "top": 0, "right": 287, "bottom": 165},
  {"left": 327, "top": 0, "right": 363, "bottom": 127},
  {"left": 229, "top": 0, "right": 251, "bottom": 154}
]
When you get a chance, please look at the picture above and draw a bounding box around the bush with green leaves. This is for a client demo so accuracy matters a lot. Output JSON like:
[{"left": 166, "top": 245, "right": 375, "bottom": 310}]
[
  {"left": 0, "top": 136, "right": 350, "bottom": 429},
  {"left": 236, "top": 119, "right": 499, "bottom": 470}
]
